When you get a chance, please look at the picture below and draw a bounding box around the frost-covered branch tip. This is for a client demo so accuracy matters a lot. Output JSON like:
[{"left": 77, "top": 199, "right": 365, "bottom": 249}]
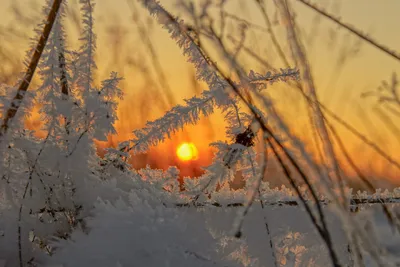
[
  {"left": 77, "top": 0, "right": 97, "bottom": 94},
  {"left": 131, "top": 92, "right": 215, "bottom": 153},
  {"left": 0, "top": 0, "right": 63, "bottom": 139},
  {"left": 249, "top": 68, "right": 300, "bottom": 90}
]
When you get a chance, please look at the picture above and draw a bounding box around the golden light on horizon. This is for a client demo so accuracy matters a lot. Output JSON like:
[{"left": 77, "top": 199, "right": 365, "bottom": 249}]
[
  {"left": 2, "top": 0, "right": 400, "bottom": 186},
  {"left": 176, "top": 142, "right": 199, "bottom": 161}
]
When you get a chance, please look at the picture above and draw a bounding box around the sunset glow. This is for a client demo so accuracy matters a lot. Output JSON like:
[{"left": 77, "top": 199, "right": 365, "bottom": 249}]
[
  {"left": 2, "top": 0, "right": 400, "bottom": 184},
  {"left": 176, "top": 143, "right": 199, "bottom": 161}
]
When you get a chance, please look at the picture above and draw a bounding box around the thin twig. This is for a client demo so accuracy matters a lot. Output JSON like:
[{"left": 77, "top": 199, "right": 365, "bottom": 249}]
[
  {"left": 254, "top": 0, "right": 290, "bottom": 68},
  {"left": 18, "top": 128, "right": 54, "bottom": 267},
  {"left": 297, "top": 0, "right": 400, "bottom": 62}
]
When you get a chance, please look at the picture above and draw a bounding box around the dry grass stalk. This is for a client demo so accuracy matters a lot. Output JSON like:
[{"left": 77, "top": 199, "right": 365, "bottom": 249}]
[
  {"left": 0, "top": 0, "right": 63, "bottom": 139},
  {"left": 297, "top": 0, "right": 400, "bottom": 62},
  {"left": 275, "top": 0, "right": 343, "bottom": 197}
]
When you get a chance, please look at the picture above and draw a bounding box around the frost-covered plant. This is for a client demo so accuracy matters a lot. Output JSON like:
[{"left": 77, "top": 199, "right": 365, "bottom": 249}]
[{"left": 0, "top": 0, "right": 123, "bottom": 265}]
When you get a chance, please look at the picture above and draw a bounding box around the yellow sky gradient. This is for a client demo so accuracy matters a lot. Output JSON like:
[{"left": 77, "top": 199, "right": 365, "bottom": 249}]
[{"left": 1, "top": 0, "right": 400, "bottom": 183}]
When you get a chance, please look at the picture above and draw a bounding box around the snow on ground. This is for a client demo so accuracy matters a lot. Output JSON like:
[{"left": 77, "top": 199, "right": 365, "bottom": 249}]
[{"left": 43, "top": 200, "right": 351, "bottom": 267}]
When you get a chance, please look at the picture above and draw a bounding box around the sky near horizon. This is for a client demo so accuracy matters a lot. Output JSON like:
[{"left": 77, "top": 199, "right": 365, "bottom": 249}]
[{"left": 1, "top": 0, "right": 400, "bottom": 181}]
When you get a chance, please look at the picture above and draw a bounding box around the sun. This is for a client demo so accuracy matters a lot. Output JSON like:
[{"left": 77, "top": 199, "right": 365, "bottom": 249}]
[{"left": 176, "top": 142, "right": 199, "bottom": 161}]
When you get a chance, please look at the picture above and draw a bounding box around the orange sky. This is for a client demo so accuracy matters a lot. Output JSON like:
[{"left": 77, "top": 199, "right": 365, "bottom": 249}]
[{"left": 1, "top": 0, "right": 400, "bottom": 185}]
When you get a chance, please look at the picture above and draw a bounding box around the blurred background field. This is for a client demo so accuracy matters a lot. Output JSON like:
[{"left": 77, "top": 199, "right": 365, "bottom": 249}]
[{"left": 1, "top": 0, "right": 399, "bottom": 188}]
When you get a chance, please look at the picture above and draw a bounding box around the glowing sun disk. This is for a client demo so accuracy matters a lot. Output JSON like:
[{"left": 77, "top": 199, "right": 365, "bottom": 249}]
[{"left": 176, "top": 143, "right": 199, "bottom": 161}]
